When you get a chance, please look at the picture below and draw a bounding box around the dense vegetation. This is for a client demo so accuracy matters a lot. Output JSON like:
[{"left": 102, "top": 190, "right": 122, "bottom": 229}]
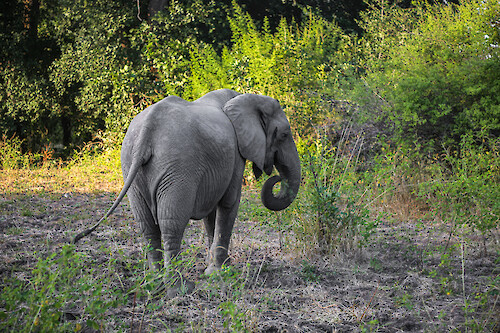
[
  {"left": 2, "top": 0, "right": 497, "bottom": 152},
  {"left": 0, "top": 0, "right": 499, "bottom": 331},
  {"left": 2, "top": 0, "right": 498, "bottom": 237}
]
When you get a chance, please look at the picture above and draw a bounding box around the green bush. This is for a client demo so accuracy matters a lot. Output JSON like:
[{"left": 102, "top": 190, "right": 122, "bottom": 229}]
[
  {"left": 356, "top": 0, "right": 500, "bottom": 151},
  {"left": 417, "top": 133, "right": 500, "bottom": 234},
  {"left": 0, "top": 245, "right": 128, "bottom": 332},
  {"left": 285, "top": 129, "right": 376, "bottom": 254},
  {"left": 0, "top": 134, "right": 42, "bottom": 169}
]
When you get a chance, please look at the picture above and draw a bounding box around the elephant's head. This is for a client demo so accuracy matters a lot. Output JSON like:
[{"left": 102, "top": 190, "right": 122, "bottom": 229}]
[{"left": 223, "top": 94, "right": 301, "bottom": 211}]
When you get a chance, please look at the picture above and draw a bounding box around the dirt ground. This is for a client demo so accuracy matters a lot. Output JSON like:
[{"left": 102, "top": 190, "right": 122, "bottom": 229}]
[{"left": 0, "top": 190, "right": 499, "bottom": 332}]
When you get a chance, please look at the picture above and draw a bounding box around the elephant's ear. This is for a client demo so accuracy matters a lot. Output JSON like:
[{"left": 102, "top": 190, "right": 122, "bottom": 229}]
[{"left": 223, "top": 94, "right": 276, "bottom": 172}]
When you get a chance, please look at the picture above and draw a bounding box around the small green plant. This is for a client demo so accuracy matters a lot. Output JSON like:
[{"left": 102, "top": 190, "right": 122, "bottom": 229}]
[
  {"left": 0, "top": 245, "right": 129, "bottom": 332},
  {"left": 289, "top": 127, "right": 376, "bottom": 254},
  {"left": 5, "top": 227, "right": 24, "bottom": 235},
  {"left": 201, "top": 264, "right": 256, "bottom": 331},
  {"left": 205, "top": 264, "right": 248, "bottom": 299},
  {"left": 360, "top": 319, "right": 380, "bottom": 332},
  {"left": 300, "top": 260, "right": 321, "bottom": 283},
  {"left": 220, "top": 300, "right": 249, "bottom": 332},
  {"left": 21, "top": 208, "right": 34, "bottom": 217},
  {"left": 395, "top": 292, "right": 414, "bottom": 310},
  {"left": 369, "top": 258, "right": 382, "bottom": 272}
]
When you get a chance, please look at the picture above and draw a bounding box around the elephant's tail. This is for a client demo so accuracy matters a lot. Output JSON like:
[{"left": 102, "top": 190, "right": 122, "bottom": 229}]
[{"left": 72, "top": 150, "right": 148, "bottom": 244}]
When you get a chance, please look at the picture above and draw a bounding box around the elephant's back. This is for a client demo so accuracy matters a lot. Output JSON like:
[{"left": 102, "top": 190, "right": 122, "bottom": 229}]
[
  {"left": 126, "top": 101, "right": 236, "bottom": 179},
  {"left": 155, "top": 105, "right": 236, "bottom": 172},
  {"left": 121, "top": 97, "right": 240, "bottom": 220}
]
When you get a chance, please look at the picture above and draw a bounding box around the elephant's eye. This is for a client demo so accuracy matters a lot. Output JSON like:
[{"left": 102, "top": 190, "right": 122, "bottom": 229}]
[{"left": 280, "top": 132, "right": 289, "bottom": 140}]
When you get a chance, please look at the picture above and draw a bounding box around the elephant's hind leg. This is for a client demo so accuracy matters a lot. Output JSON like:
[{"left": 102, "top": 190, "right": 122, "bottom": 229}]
[
  {"left": 157, "top": 217, "right": 189, "bottom": 266},
  {"left": 128, "top": 188, "right": 162, "bottom": 270},
  {"left": 155, "top": 188, "right": 194, "bottom": 269},
  {"left": 156, "top": 194, "right": 195, "bottom": 296}
]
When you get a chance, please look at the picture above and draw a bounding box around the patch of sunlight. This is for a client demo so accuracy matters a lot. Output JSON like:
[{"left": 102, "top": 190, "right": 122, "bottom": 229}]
[{"left": 0, "top": 148, "right": 123, "bottom": 195}]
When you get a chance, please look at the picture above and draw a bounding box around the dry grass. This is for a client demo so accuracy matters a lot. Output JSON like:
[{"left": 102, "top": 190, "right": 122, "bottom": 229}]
[
  {"left": 0, "top": 152, "right": 499, "bottom": 332},
  {"left": 0, "top": 148, "right": 123, "bottom": 195}
]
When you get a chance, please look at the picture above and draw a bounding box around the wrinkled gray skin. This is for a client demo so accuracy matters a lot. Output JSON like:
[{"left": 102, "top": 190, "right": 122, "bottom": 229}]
[{"left": 73, "top": 89, "right": 301, "bottom": 293}]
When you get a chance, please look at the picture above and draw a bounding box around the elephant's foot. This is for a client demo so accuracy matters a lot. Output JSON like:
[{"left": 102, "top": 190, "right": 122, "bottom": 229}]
[
  {"left": 205, "top": 255, "right": 232, "bottom": 275},
  {"left": 148, "top": 275, "right": 195, "bottom": 299},
  {"left": 204, "top": 259, "right": 231, "bottom": 275},
  {"left": 165, "top": 278, "right": 195, "bottom": 298},
  {"left": 204, "top": 264, "right": 220, "bottom": 275},
  {"left": 149, "top": 261, "right": 162, "bottom": 271},
  {"left": 146, "top": 250, "right": 163, "bottom": 271}
]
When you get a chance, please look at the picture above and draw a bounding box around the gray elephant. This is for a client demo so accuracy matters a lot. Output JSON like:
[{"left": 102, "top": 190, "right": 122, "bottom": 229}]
[{"left": 73, "top": 89, "right": 301, "bottom": 292}]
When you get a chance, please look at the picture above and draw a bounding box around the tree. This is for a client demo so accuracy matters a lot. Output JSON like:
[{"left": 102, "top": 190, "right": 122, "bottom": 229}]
[{"left": 148, "top": 0, "right": 169, "bottom": 19}]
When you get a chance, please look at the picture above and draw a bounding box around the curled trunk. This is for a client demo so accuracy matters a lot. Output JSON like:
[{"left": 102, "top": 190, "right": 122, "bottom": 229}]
[{"left": 261, "top": 157, "right": 301, "bottom": 211}]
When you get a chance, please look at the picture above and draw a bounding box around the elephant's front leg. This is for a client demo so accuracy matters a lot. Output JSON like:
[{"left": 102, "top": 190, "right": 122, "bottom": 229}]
[
  {"left": 203, "top": 209, "right": 216, "bottom": 250},
  {"left": 205, "top": 202, "right": 240, "bottom": 275}
]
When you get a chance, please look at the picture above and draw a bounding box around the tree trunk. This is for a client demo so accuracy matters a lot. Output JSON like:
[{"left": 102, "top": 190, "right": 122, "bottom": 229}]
[
  {"left": 26, "top": 0, "right": 39, "bottom": 41},
  {"left": 61, "top": 115, "right": 71, "bottom": 148}
]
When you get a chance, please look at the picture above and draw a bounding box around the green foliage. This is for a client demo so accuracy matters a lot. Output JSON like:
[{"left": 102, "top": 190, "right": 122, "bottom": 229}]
[
  {"left": 204, "top": 264, "right": 256, "bottom": 332},
  {"left": 0, "top": 0, "right": 144, "bottom": 152},
  {"left": 0, "top": 135, "right": 40, "bottom": 169},
  {"left": 187, "top": 2, "right": 352, "bottom": 134},
  {"left": 0, "top": 243, "right": 207, "bottom": 331},
  {"left": 240, "top": 127, "right": 378, "bottom": 255},
  {"left": 47, "top": 0, "right": 152, "bottom": 148},
  {"left": 417, "top": 133, "right": 500, "bottom": 233},
  {"left": 0, "top": 64, "right": 54, "bottom": 151},
  {"left": 219, "top": 300, "right": 250, "bottom": 332},
  {"left": 357, "top": 0, "right": 419, "bottom": 71},
  {"left": 2, "top": 0, "right": 498, "bottom": 161},
  {"left": 188, "top": 43, "right": 231, "bottom": 98},
  {"left": 286, "top": 129, "right": 376, "bottom": 254},
  {"left": 0, "top": 245, "right": 128, "bottom": 332},
  {"left": 138, "top": 1, "right": 220, "bottom": 98},
  {"left": 300, "top": 260, "right": 321, "bottom": 282},
  {"left": 356, "top": 0, "right": 500, "bottom": 150}
]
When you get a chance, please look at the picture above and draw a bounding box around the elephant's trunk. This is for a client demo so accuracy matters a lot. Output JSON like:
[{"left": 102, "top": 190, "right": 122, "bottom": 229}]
[{"left": 261, "top": 140, "right": 301, "bottom": 211}]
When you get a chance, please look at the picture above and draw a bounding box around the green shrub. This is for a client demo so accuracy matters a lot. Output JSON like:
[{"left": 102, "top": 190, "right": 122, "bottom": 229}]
[
  {"left": 286, "top": 129, "right": 376, "bottom": 254},
  {"left": 0, "top": 134, "right": 42, "bottom": 169},
  {"left": 356, "top": 0, "right": 500, "bottom": 151},
  {"left": 417, "top": 133, "right": 500, "bottom": 234},
  {"left": 0, "top": 245, "right": 128, "bottom": 332}
]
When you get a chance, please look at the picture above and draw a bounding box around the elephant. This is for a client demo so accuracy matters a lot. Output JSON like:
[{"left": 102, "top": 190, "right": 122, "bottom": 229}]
[{"left": 73, "top": 89, "right": 301, "bottom": 294}]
